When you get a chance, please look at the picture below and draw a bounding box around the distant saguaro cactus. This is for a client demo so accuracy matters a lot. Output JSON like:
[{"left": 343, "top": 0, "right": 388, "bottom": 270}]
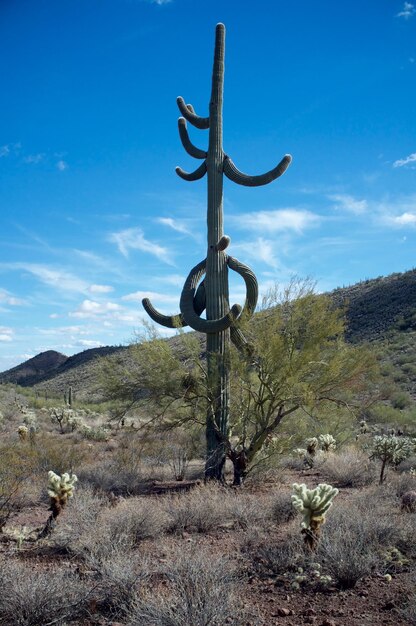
[{"left": 142, "top": 24, "right": 291, "bottom": 480}]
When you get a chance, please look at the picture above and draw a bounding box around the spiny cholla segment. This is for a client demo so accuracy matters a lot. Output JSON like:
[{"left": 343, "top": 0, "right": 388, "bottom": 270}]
[{"left": 291, "top": 482, "right": 339, "bottom": 530}]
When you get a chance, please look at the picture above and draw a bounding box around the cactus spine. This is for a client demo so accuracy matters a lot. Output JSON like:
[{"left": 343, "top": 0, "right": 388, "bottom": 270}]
[{"left": 142, "top": 24, "right": 291, "bottom": 480}]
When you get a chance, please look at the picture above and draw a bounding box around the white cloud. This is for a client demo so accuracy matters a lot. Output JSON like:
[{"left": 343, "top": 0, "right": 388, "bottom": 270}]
[
  {"left": 0, "top": 289, "right": 25, "bottom": 306},
  {"left": 108, "top": 227, "right": 173, "bottom": 265},
  {"left": 76, "top": 339, "right": 104, "bottom": 348},
  {"left": 0, "top": 145, "right": 10, "bottom": 157},
  {"left": 328, "top": 194, "right": 368, "bottom": 214},
  {"left": 233, "top": 237, "right": 280, "bottom": 269},
  {"left": 396, "top": 2, "right": 415, "bottom": 18},
  {"left": 386, "top": 212, "right": 416, "bottom": 226},
  {"left": 230, "top": 209, "right": 320, "bottom": 233},
  {"left": 393, "top": 153, "right": 416, "bottom": 168},
  {"left": 70, "top": 299, "right": 121, "bottom": 317},
  {"left": 0, "top": 326, "right": 13, "bottom": 342},
  {"left": 88, "top": 284, "right": 114, "bottom": 294},
  {"left": 56, "top": 160, "right": 68, "bottom": 171},
  {"left": 156, "top": 217, "right": 193, "bottom": 236},
  {"left": 122, "top": 290, "right": 178, "bottom": 304},
  {"left": 9, "top": 263, "right": 89, "bottom": 293},
  {"left": 24, "top": 153, "right": 45, "bottom": 164}
]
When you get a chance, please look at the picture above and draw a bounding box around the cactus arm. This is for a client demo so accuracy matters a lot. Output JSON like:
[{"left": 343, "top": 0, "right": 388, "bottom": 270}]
[
  {"left": 142, "top": 298, "right": 185, "bottom": 329},
  {"left": 230, "top": 326, "right": 253, "bottom": 354},
  {"left": 178, "top": 118, "right": 207, "bottom": 159},
  {"left": 180, "top": 259, "right": 241, "bottom": 333},
  {"left": 223, "top": 154, "right": 292, "bottom": 187},
  {"left": 142, "top": 281, "right": 207, "bottom": 330},
  {"left": 227, "top": 256, "right": 258, "bottom": 318},
  {"left": 175, "top": 161, "right": 207, "bottom": 181},
  {"left": 177, "top": 96, "right": 210, "bottom": 129}
]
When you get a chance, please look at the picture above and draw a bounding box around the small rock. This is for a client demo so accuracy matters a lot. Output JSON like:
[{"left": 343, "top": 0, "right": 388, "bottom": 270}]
[{"left": 276, "top": 607, "right": 291, "bottom": 617}]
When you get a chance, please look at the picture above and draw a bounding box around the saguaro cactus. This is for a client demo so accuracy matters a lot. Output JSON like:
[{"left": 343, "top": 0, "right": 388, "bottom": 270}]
[{"left": 142, "top": 24, "right": 291, "bottom": 480}]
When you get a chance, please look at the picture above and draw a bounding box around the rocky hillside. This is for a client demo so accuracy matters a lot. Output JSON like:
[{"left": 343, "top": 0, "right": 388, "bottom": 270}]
[{"left": 1, "top": 268, "right": 415, "bottom": 400}]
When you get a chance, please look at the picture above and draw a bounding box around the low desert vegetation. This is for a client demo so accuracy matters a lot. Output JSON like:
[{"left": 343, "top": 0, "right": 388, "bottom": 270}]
[{"left": 0, "top": 285, "right": 415, "bottom": 625}]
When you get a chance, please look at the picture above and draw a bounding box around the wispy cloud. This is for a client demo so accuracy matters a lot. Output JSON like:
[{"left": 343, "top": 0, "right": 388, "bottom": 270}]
[
  {"left": 385, "top": 212, "right": 416, "bottom": 226},
  {"left": 88, "top": 284, "right": 114, "bottom": 294},
  {"left": 108, "top": 227, "right": 174, "bottom": 265},
  {"left": 396, "top": 2, "right": 415, "bottom": 18},
  {"left": 0, "top": 326, "right": 14, "bottom": 342},
  {"left": 0, "top": 289, "right": 25, "bottom": 307},
  {"left": 24, "top": 153, "right": 45, "bottom": 164},
  {"left": 4, "top": 263, "right": 89, "bottom": 294},
  {"left": 122, "top": 290, "right": 178, "bottom": 304},
  {"left": 230, "top": 209, "right": 320, "bottom": 233},
  {"left": 233, "top": 237, "right": 281, "bottom": 269},
  {"left": 0, "top": 145, "right": 10, "bottom": 157},
  {"left": 69, "top": 299, "right": 138, "bottom": 323},
  {"left": 393, "top": 153, "right": 416, "bottom": 168},
  {"left": 328, "top": 194, "right": 368, "bottom": 214},
  {"left": 56, "top": 160, "right": 68, "bottom": 171},
  {"left": 156, "top": 217, "right": 193, "bottom": 236}
]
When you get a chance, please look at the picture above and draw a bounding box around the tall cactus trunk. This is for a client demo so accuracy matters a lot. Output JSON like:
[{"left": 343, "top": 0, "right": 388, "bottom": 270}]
[
  {"left": 204, "top": 24, "right": 229, "bottom": 481},
  {"left": 141, "top": 23, "right": 291, "bottom": 483}
]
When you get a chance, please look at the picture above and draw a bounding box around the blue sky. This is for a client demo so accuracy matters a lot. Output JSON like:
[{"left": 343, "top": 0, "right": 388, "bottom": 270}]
[{"left": 0, "top": 0, "right": 415, "bottom": 371}]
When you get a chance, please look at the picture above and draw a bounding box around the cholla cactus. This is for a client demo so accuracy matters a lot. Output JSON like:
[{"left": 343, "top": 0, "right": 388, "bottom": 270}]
[
  {"left": 39, "top": 471, "right": 78, "bottom": 538},
  {"left": 17, "top": 425, "right": 28, "bottom": 441},
  {"left": 370, "top": 435, "right": 415, "bottom": 484},
  {"left": 292, "top": 482, "right": 339, "bottom": 550},
  {"left": 306, "top": 437, "right": 319, "bottom": 456},
  {"left": 319, "top": 434, "right": 336, "bottom": 452}
]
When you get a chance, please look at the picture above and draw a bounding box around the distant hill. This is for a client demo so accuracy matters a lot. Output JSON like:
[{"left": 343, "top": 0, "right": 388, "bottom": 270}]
[
  {"left": 0, "top": 346, "right": 124, "bottom": 394},
  {"left": 1, "top": 268, "right": 415, "bottom": 400},
  {"left": 0, "top": 350, "right": 68, "bottom": 386}
]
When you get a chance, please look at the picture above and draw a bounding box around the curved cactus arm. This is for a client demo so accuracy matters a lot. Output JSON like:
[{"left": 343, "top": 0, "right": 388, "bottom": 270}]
[
  {"left": 216, "top": 235, "right": 231, "bottom": 251},
  {"left": 227, "top": 256, "right": 258, "bottom": 318},
  {"left": 178, "top": 118, "right": 207, "bottom": 159},
  {"left": 223, "top": 154, "right": 292, "bottom": 187},
  {"left": 142, "top": 298, "right": 185, "bottom": 329},
  {"left": 230, "top": 326, "right": 254, "bottom": 355},
  {"left": 177, "top": 96, "right": 209, "bottom": 129},
  {"left": 180, "top": 259, "right": 241, "bottom": 333},
  {"left": 142, "top": 280, "right": 207, "bottom": 329},
  {"left": 175, "top": 161, "right": 207, "bottom": 181}
]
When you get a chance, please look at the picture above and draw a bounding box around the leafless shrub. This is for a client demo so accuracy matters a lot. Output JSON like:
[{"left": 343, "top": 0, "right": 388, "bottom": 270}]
[
  {"left": 321, "top": 447, "right": 376, "bottom": 487},
  {"left": 76, "top": 460, "right": 149, "bottom": 496},
  {"left": 49, "top": 485, "right": 105, "bottom": 556},
  {"left": 164, "top": 484, "right": 230, "bottom": 533},
  {"left": 393, "top": 471, "right": 416, "bottom": 498},
  {"left": 272, "top": 490, "right": 298, "bottom": 524},
  {"left": 242, "top": 524, "right": 306, "bottom": 578},
  {"left": 0, "top": 558, "right": 89, "bottom": 625},
  {"left": 128, "top": 547, "right": 244, "bottom": 626},
  {"left": 94, "top": 553, "right": 149, "bottom": 619},
  {"left": 92, "top": 497, "right": 168, "bottom": 556}
]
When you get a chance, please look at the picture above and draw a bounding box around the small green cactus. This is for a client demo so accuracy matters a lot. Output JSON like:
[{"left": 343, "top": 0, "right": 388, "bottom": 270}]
[
  {"left": 39, "top": 471, "right": 78, "bottom": 538},
  {"left": 370, "top": 435, "right": 415, "bottom": 484},
  {"left": 292, "top": 482, "right": 339, "bottom": 550},
  {"left": 319, "top": 434, "right": 336, "bottom": 452}
]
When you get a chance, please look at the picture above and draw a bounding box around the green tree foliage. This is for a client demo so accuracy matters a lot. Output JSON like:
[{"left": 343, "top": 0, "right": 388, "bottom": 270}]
[{"left": 100, "top": 282, "right": 376, "bottom": 485}]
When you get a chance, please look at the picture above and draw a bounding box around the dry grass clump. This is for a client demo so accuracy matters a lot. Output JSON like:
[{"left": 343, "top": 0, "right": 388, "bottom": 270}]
[
  {"left": 321, "top": 446, "right": 376, "bottom": 487},
  {"left": 163, "top": 484, "right": 232, "bottom": 533},
  {"left": 315, "top": 490, "right": 413, "bottom": 588},
  {"left": 76, "top": 460, "right": 149, "bottom": 496},
  {"left": 0, "top": 558, "right": 89, "bottom": 626},
  {"left": 271, "top": 489, "right": 298, "bottom": 524},
  {"left": 127, "top": 547, "right": 247, "bottom": 626},
  {"left": 242, "top": 524, "right": 306, "bottom": 578}
]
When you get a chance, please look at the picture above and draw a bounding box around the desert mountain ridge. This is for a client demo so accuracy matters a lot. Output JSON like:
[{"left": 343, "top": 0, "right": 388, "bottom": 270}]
[{"left": 1, "top": 267, "right": 415, "bottom": 398}]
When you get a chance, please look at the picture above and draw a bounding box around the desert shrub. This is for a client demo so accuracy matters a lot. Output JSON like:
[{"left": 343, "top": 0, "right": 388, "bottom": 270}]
[
  {"left": 272, "top": 490, "right": 298, "bottom": 524},
  {"left": 164, "top": 484, "right": 231, "bottom": 533},
  {"left": 0, "top": 558, "right": 89, "bottom": 625},
  {"left": 393, "top": 472, "right": 416, "bottom": 498},
  {"left": 49, "top": 486, "right": 105, "bottom": 556},
  {"left": 391, "top": 391, "right": 412, "bottom": 410},
  {"left": 30, "top": 433, "right": 87, "bottom": 475},
  {"left": 0, "top": 443, "right": 37, "bottom": 529},
  {"left": 77, "top": 460, "right": 147, "bottom": 496},
  {"left": 128, "top": 548, "right": 244, "bottom": 626},
  {"left": 315, "top": 494, "right": 407, "bottom": 588},
  {"left": 226, "top": 491, "right": 272, "bottom": 529},
  {"left": 242, "top": 524, "right": 306, "bottom": 578},
  {"left": 95, "top": 553, "right": 149, "bottom": 619},
  {"left": 321, "top": 447, "right": 376, "bottom": 487}
]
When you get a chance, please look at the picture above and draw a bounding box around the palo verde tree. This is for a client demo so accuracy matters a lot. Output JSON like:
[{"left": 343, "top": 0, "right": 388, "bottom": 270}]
[
  {"left": 140, "top": 23, "right": 291, "bottom": 481},
  {"left": 100, "top": 281, "right": 376, "bottom": 486}
]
